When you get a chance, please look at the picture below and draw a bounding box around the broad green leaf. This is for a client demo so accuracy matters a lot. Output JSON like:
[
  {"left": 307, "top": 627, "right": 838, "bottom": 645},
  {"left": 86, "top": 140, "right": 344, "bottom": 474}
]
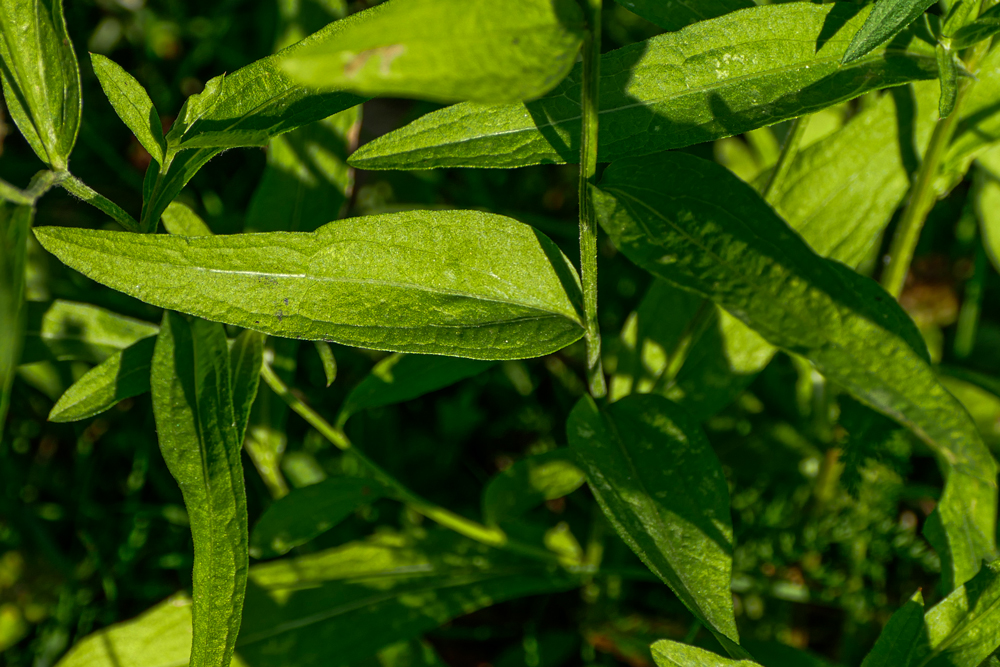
[
  {"left": 151, "top": 313, "right": 248, "bottom": 667},
  {"left": 610, "top": 0, "right": 753, "bottom": 32},
  {"left": 281, "top": 0, "right": 585, "bottom": 104},
  {"left": 57, "top": 530, "right": 580, "bottom": 667},
  {"left": 977, "top": 168, "right": 1000, "bottom": 274},
  {"left": 859, "top": 591, "right": 925, "bottom": 667},
  {"left": 348, "top": 3, "right": 937, "bottom": 170},
  {"left": 0, "top": 0, "right": 81, "bottom": 169},
  {"left": 0, "top": 204, "right": 31, "bottom": 437},
  {"left": 48, "top": 336, "right": 155, "bottom": 423},
  {"left": 567, "top": 394, "right": 741, "bottom": 653},
  {"left": 952, "top": 4, "right": 1000, "bottom": 49},
  {"left": 315, "top": 341, "right": 337, "bottom": 386},
  {"left": 20, "top": 300, "right": 160, "bottom": 365},
  {"left": 842, "top": 0, "right": 936, "bottom": 64},
  {"left": 594, "top": 151, "right": 998, "bottom": 589},
  {"left": 34, "top": 211, "right": 585, "bottom": 361},
  {"left": 650, "top": 641, "right": 761, "bottom": 667},
  {"left": 338, "top": 353, "right": 495, "bottom": 426},
  {"left": 940, "top": 375, "right": 1000, "bottom": 449},
  {"left": 230, "top": 329, "right": 264, "bottom": 444},
  {"left": 250, "top": 476, "right": 387, "bottom": 558},
  {"left": 162, "top": 201, "right": 212, "bottom": 236},
  {"left": 481, "top": 449, "right": 585, "bottom": 525},
  {"left": 90, "top": 53, "right": 165, "bottom": 165}
]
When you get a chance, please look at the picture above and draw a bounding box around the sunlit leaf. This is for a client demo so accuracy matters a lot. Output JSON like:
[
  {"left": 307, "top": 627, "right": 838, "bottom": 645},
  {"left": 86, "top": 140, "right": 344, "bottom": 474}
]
[
  {"left": 610, "top": 0, "right": 752, "bottom": 32},
  {"left": 859, "top": 591, "right": 925, "bottom": 666},
  {"left": 90, "top": 53, "right": 165, "bottom": 165},
  {"left": 162, "top": 201, "right": 212, "bottom": 236},
  {"left": 650, "top": 641, "right": 761, "bottom": 667},
  {"left": 481, "top": 449, "right": 585, "bottom": 525},
  {"left": 951, "top": 4, "right": 1000, "bottom": 49},
  {"left": 842, "top": 0, "right": 936, "bottom": 64},
  {"left": 19, "top": 300, "right": 159, "bottom": 365}
]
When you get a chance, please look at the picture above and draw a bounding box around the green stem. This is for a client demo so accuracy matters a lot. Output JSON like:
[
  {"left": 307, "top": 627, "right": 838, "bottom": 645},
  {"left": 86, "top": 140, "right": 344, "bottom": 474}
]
[
  {"left": 579, "top": 0, "right": 606, "bottom": 399},
  {"left": 761, "top": 115, "right": 809, "bottom": 203},
  {"left": 259, "top": 362, "right": 562, "bottom": 563},
  {"left": 0, "top": 178, "right": 31, "bottom": 205},
  {"left": 61, "top": 174, "right": 140, "bottom": 232}
]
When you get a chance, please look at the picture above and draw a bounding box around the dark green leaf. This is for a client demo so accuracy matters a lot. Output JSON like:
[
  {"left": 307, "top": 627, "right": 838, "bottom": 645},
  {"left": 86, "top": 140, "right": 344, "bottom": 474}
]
[
  {"left": 162, "top": 201, "right": 212, "bottom": 236},
  {"left": 250, "top": 476, "right": 387, "bottom": 558},
  {"left": 48, "top": 336, "right": 155, "bottom": 423},
  {"left": 89, "top": 53, "right": 165, "bottom": 165},
  {"left": 0, "top": 203, "right": 31, "bottom": 437},
  {"left": 568, "top": 394, "right": 742, "bottom": 654},
  {"left": 952, "top": 4, "right": 1000, "bottom": 49},
  {"left": 859, "top": 591, "right": 925, "bottom": 667},
  {"left": 349, "top": 3, "right": 937, "bottom": 170},
  {"left": 937, "top": 44, "right": 959, "bottom": 118},
  {"left": 650, "top": 641, "right": 761, "bottom": 667},
  {"left": 0, "top": 0, "right": 81, "bottom": 169},
  {"left": 338, "top": 353, "right": 495, "bottom": 426},
  {"left": 315, "top": 341, "right": 337, "bottom": 386},
  {"left": 141, "top": 147, "right": 222, "bottom": 234},
  {"left": 842, "top": 0, "right": 936, "bottom": 64},
  {"left": 230, "top": 329, "right": 264, "bottom": 444},
  {"left": 481, "top": 449, "right": 585, "bottom": 525},
  {"left": 610, "top": 0, "right": 752, "bottom": 32},
  {"left": 151, "top": 313, "right": 248, "bottom": 667},
  {"left": 280, "top": 0, "right": 585, "bottom": 104},
  {"left": 594, "top": 151, "right": 997, "bottom": 589},
  {"left": 34, "top": 211, "right": 585, "bottom": 361}
]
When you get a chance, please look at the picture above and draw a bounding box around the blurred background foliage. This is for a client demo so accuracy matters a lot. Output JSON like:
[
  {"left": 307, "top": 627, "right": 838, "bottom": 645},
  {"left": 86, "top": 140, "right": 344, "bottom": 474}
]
[{"left": 2, "top": 0, "right": 1000, "bottom": 666}]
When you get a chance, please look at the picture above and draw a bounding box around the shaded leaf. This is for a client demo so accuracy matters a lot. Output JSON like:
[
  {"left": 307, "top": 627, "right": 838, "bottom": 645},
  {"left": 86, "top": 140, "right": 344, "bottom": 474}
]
[
  {"left": 594, "top": 151, "right": 997, "bottom": 589},
  {"left": 281, "top": 0, "right": 585, "bottom": 104},
  {"left": 348, "top": 3, "right": 937, "bottom": 170},
  {"left": 34, "top": 211, "right": 585, "bottom": 361},
  {"left": 859, "top": 591, "right": 925, "bottom": 667},
  {"left": 0, "top": 0, "right": 81, "bottom": 169},
  {"left": 0, "top": 204, "right": 31, "bottom": 437},
  {"left": 650, "top": 641, "right": 760, "bottom": 667},
  {"left": 482, "top": 449, "right": 585, "bottom": 525},
  {"left": 48, "top": 336, "right": 155, "bottom": 423},
  {"left": 20, "top": 299, "right": 159, "bottom": 365},
  {"left": 151, "top": 313, "right": 248, "bottom": 667},
  {"left": 843, "top": 0, "right": 936, "bottom": 64},
  {"left": 977, "top": 167, "right": 1000, "bottom": 275},
  {"left": 250, "top": 476, "right": 387, "bottom": 558},
  {"left": 610, "top": 0, "right": 752, "bottom": 32},
  {"left": 339, "top": 353, "right": 495, "bottom": 426},
  {"left": 230, "top": 329, "right": 264, "bottom": 444},
  {"left": 952, "top": 4, "right": 1000, "bottom": 49},
  {"left": 568, "top": 394, "right": 741, "bottom": 653},
  {"left": 90, "top": 53, "right": 165, "bottom": 165}
]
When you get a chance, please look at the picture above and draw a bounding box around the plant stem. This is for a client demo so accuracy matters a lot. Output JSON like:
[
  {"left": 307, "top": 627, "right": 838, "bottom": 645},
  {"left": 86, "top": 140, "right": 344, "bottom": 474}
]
[
  {"left": 579, "top": 0, "right": 607, "bottom": 399},
  {"left": 61, "top": 174, "right": 140, "bottom": 232},
  {"left": 0, "top": 178, "right": 31, "bottom": 205},
  {"left": 259, "top": 362, "right": 561, "bottom": 563},
  {"left": 761, "top": 115, "right": 809, "bottom": 203}
]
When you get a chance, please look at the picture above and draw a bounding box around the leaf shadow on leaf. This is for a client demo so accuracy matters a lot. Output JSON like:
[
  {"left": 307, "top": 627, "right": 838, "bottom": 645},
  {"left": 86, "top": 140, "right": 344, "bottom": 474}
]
[
  {"left": 954, "top": 99, "right": 1000, "bottom": 146},
  {"left": 891, "top": 85, "right": 922, "bottom": 180},
  {"left": 816, "top": 4, "right": 858, "bottom": 52},
  {"left": 532, "top": 227, "right": 585, "bottom": 319}
]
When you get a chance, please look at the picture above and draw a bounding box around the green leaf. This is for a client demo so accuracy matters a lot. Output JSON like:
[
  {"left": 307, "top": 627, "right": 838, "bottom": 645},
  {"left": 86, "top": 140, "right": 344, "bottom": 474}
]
[
  {"left": 151, "top": 313, "right": 248, "bottom": 667},
  {"left": 952, "top": 4, "right": 1000, "bottom": 49},
  {"left": 842, "top": 0, "right": 936, "bottom": 64},
  {"left": 229, "top": 329, "right": 264, "bottom": 444},
  {"left": 162, "top": 201, "right": 212, "bottom": 236},
  {"left": 650, "top": 641, "right": 761, "bottom": 667},
  {"left": 20, "top": 300, "right": 160, "bottom": 365},
  {"left": 937, "top": 44, "right": 959, "bottom": 119},
  {"left": 348, "top": 3, "right": 937, "bottom": 170},
  {"left": 610, "top": 0, "right": 753, "bottom": 32},
  {"left": 977, "top": 167, "right": 1000, "bottom": 275},
  {"left": 338, "top": 353, "right": 495, "bottom": 426},
  {"left": 594, "top": 151, "right": 998, "bottom": 589},
  {"left": 481, "top": 449, "right": 585, "bottom": 525},
  {"left": 0, "top": 0, "right": 81, "bottom": 169},
  {"left": 940, "top": 375, "right": 1000, "bottom": 449},
  {"left": 943, "top": 45, "right": 1000, "bottom": 181},
  {"left": 914, "top": 560, "right": 1000, "bottom": 666},
  {"left": 34, "top": 211, "right": 585, "bottom": 361},
  {"left": 315, "top": 341, "right": 337, "bottom": 386},
  {"left": 0, "top": 204, "right": 31, "bottom": 438},
  {"left": 48, "top": 336, "right": 155, "bottom": 423},
  {"left": 89, "top": 53, "right": 165, "bottom": 165},
  {"left": 567, "top": 394, "right": 742, "bottom": 654},
  {"left": 859, "top": 591, "right": 925, "bottom": 667},
  {"left": 250, "top": 476, "right": 387, "bottom": 558},
  {"left": 141, "top": 148, "right": 222, "bottom": 234},
  {"left": 280, "top": 0, "right": 585, "bottom": 104}
]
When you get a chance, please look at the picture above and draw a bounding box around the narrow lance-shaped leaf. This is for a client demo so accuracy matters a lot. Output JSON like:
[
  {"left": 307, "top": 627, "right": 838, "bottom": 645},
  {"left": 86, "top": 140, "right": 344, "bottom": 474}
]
[
  {"left": 568, "top": 394, "right": 743, "bottom": 656},
  {"left": 280, "top": 0, "right": 585, "bottom": 104},
  {"left": 843, "top": 0, "right": 937, "bottom": 64},
  {"left": 0, "top": 0, "right": 81, "bottom": 169},
  {"left": 230, "top": 329, "right": 264, "bottom": 444},
  {"left": 610, "top": 0, "right": 753, "bottom": 32},
  {"left": 90, "top": 53, "right": 165, "bottom": 165},
  {"left": 34, "top": 211, "right": 585, "bottom": 361},
  {"left": 315, "top": 342, "right": 337, "bottom": 386},
  {"left": 348, "top": 3, "right": 937, "bottom": 171},
  {"left": 650, "top": 641, "right": 761, "bottom": 667},
  {"left": 952, "top": 4, "right": 1000, "bottom": 49},
  {"left": 937, "top": 44, "right": 959, "bottom": 119},
  {"left": 0, "top": 203, "right": 31, "bottom": 438},
  {"left": 151, "top": 313, "right": 248, "bottom": 667},
  {"left": 859, "top": 591, "right": 925, "bottom": 667},
  {"left": 594, "top": 151, "right": 998, "bottom": 589}
]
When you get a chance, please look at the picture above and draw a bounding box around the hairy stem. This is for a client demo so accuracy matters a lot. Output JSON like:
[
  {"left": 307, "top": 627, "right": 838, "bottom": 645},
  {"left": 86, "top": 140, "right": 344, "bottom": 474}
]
[
  {"left": 761, "top": 115, "right": 809, "bottom": 202},
  {"left": 579, "top": 0, "right": 607, "bottom": 399},
  {"left": 61, "top": 174, "right": 140, "bottom": 232}
]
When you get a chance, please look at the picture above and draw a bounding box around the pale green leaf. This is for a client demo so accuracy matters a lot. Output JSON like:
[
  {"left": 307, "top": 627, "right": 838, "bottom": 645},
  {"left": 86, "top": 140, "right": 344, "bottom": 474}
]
[
  {"left": 250, "top": 476, "right": 387, "bottom": 558},
  {"left": 951, "top": 4, "right": 1000, "bottom": 49},
  {"left": 281, "top": 0, "right": 585, "bottom": 104},
  {"left": 338, "top": 352, "right": 495, "bottom": 426},
  {"left": 977, "top": 168, "right": 1000, "bottom": 274},
  {"left": 48, "top": 336, "right": 155, "bottom": 423},
  {"left": 0, "top": 0, "right": 81, "bottom": 169},
  {"left": 34, "top": 211, "right": 585, "bottom": 361},
  {"left": 90, "top": 53, "right": 165, "bottom": 165},
  {"left": 230, "top": 329, "right": 264, "bottom": 444},
  {"left": 651, "top": 641, "right": 761, "bottom": 667},
  {"left": 314, "top": 341, "right": 337, "bottom": 386},
  {"left": 151, "top": 313, "right": 248, "bottom": 667},
  {"left": 940, "top": 375, "right": 1000, "bottom": 449},
  {"left": 481, "top": 449, "right": 585, "bottom": 525},
  {"left": 20, "top": 299, "right": 159, "bottom": 365},
  {"left": 610, "top": 0, "right": 752, "bottom": 32},
  {"left": 860, "top": 591, "right": 925, "bottom": 667},
  {"left": 348, "top": 3, "right": 937, "bottom": 170},
  {"left": 943, "top": 45, "right": 1000, "bottom": 182},
  {"left": 843, "top": 0, "right": 936, "bottom": 64},
  {"left": 0, "top": 204, "right": 31, "bottom": 438},
  {"left": 162, "top": 201, "right": 212, "bottom": 236},
  {"left": 594, "top": 151, "right": 998, "bottom": 589},
  {"left": 567, "top": 394, "right": 742, "bottom": 654}
]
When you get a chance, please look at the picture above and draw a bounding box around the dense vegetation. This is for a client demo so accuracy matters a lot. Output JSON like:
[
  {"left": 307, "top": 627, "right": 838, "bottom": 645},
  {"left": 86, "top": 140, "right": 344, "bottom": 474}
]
[{"left": 3, "top": 0, "right": 1000, "bottom": 666}]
